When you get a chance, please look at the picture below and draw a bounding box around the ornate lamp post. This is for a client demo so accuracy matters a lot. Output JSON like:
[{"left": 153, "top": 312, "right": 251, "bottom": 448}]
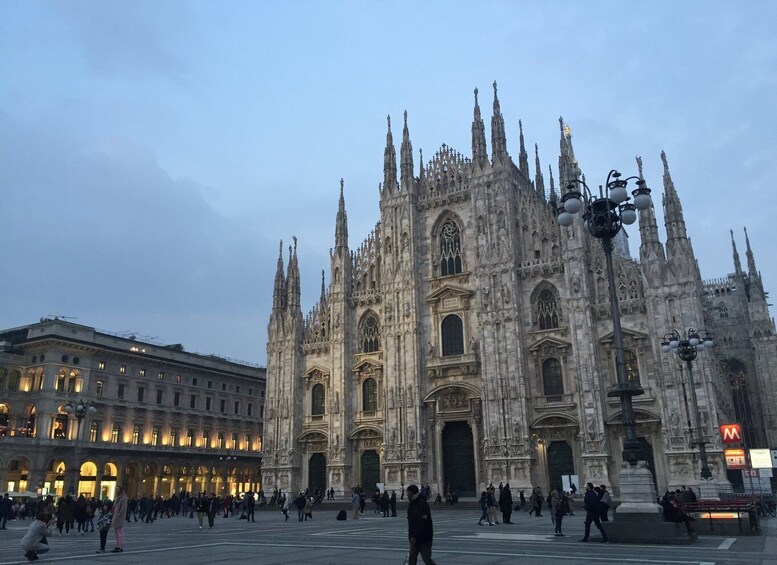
[
  {"left": 660, "top": 329, "right": 714, "bottom": 480},
  {"left": 557, "top": 170, "right": 652, "bottom": 466},
  {"left": 64, "top": 399, "right": 97, "bottom": 495}
]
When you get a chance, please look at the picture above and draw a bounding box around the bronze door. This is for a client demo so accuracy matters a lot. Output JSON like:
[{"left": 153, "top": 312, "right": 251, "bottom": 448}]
[
  {"left": 442, "top": 421, "right": 476, "bottom": 497},
  {"left": 308, "top": 453, "right": 327, "bottom": 492},
  {"left": 547, "top": 441, "right": 574, "bottom": 492},
  {"left": 361, "top": 450, "right": 380, "bottom": 491}
]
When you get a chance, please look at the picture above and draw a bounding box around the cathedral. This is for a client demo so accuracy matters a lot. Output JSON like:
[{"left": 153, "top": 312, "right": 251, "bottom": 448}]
[{"left": 261, "top": 83, "right": 777, "bottom": 498}]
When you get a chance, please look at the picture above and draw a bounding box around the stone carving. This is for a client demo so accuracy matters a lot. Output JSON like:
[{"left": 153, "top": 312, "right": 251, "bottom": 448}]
[
  {"left": 407, "top": 385, "right": 415, "bottom": 407},
  {"left": 669, "top": 410, "right": 680, "bottom": 435},
  {"left": 408, "top": 426, "right": 415, "bottom": 443},
  {"left": 389, "top": 387, "right": 395, "bottom": 409},
  {"left": 427, "top": 341, "right": 435, "bottom": 357},
  {"left": 513, "top": 420, "right": 521, "bottom": 439},
  {"left": 334, "top": 391, "right": 340, "bottom": 414},
  {"left": 441, "top": 388, "right": 468, "bottom": 410}
]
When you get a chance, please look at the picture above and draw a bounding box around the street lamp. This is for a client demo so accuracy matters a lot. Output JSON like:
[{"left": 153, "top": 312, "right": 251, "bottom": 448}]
[
  {"left": 64, "top": 399, "right": 97, "bottom": 495},
  {"left": 660, "top": 329, "right": 714, "bottom": 480},
  {"left": 556, "top": 170, "right": 652, "bottom": 465}
]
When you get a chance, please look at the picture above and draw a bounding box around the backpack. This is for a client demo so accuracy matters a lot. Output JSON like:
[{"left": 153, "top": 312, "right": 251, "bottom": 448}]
[{"left": 336, "top": 510, "right": 347, "bottom": 521}]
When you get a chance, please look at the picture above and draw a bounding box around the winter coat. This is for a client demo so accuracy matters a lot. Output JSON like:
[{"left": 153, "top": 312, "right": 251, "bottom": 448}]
[
  {"left": 407, "top": 495, "right": 434, "bottom": 544},
  {"left": 112, "top": 494, "right": 128, "bottom": 529}
]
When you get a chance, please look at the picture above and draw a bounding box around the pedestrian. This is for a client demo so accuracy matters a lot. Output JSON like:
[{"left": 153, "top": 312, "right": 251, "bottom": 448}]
[
  {"left": 20, "top": 511, "right": 52, "bottom": 562},
  {"left": 599, "top": 485, "right": 612, "bottom": 522},
  {"left": 95, "top": 501, "right": 113, "bottom": 553},
  {"left": 207, "top": 493, "right": 218, "bottom": 528},
  {"left": 281, "top": 493, "right": 290, "bottom": 521},
  {"left": 477, "top": 491, "right": 492, "bottom": 526},
  {"left": 406, "top": 484, "right": 437, "bottom": 565},
  {"left": 294, "top": 492, "right": 306, "bottom": 522},
  {"left": 549, "top": 488, "right": 559, "bottom": 525},
  {"left": 499, "top": 483, "right": 514, "bottom": 524},
  {"left": 518, "top": 490, "right": 526, "bottom": 511},
  {"left": 304, "top": 497, "right": 314, "bottom": 521},
  {"left": 196, "top": 493, "right": 207, "bottom": 529},
  {"left": 111, "top": 485, "right": 128, "bottom": 553},
  {"left": 245, "top": 491, "right": 256, "bottom": 523},
  {"left": 351, "top": 488, "right": 360, "bottom": 520},
  {"left": 487, "top": 486, "right": 500, "bottom": 525},
  {"left": 0, "top": 492, "right": 11, "bottom": 529},
  {"left": 580, "top": 483, "right": 608, "bottom": 543}
]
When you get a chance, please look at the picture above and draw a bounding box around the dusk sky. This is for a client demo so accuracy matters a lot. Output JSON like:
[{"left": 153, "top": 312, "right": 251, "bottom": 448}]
[{"left": 2, "top": 1, "right": 775, "bottom": 365}]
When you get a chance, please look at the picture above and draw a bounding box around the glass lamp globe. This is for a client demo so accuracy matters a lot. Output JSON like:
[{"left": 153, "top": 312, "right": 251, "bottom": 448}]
[
  {"left": 558, "top": 212, "right": 574, "bottom": 227},
  {"left": 564, "top": 196, "right": 582, "bottom": 214},
  {"left": 621, "top": 208, "right": 637, "bottom": 225},
  {"left": 632, "top": 192, "right": 652, "bottom": 210},
  {"left": 610, "top": 185, "right": 628, "bottom": 204},
  {"left": 661, "top": 341, "right": 671, "bottom": 353},
  {"left": 670, "top": 339, "right": 679, "bottom": 349}
]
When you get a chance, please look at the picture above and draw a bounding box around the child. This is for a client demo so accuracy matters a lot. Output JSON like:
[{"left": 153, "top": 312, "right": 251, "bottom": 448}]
[{"left": 95, "top": 501, "right": 113, "bottom": 553}]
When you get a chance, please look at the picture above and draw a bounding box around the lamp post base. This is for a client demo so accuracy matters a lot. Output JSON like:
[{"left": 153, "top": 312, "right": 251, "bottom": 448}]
[
  {"left": 602, "top": 461, "right": 696, "bottom": 544},
  {"left": 698, "top": 477, "right": 720, "bottom": 500}
]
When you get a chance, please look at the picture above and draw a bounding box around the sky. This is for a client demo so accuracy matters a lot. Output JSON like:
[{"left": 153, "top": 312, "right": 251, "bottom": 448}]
[{"left": 2, "top": 1, "right": 776, "bottom": 366}]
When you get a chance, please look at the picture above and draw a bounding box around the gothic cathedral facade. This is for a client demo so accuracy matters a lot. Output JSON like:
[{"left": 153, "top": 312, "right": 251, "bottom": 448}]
[{"left": 262, "top": 83, "right": 777, "bottom": 497}]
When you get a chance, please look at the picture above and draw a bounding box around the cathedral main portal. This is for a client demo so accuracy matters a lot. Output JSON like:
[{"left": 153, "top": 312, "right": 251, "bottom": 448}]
[
  {"left": 442, "top": 421, "right": 476, "bottom": 497},
  {"left": 361, "top": 450, "right": 380, "bottom": 491},
  {"left": 308, "top": 453, "right": 327, "bottom": 493}
]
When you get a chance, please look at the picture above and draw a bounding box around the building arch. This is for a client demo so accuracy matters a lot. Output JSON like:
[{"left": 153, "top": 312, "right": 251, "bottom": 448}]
[{"left": 441, "top": 314, "right": 464, "bottom": 356}]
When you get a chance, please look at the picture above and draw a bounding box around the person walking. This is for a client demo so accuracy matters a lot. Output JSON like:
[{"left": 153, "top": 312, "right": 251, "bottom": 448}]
[
  {"left": 95, "top": 501, "right": 113, "bottom": 553},
  {"left": 110, "top": 485, "right": 128, "bottom": 553},
  {"left": 20, "top": 511, "right": 52, "bottom": 562},
  {"left": 207, "top": 494, "right": 218, "bottom": 528},
  {"left": 294, "top": 492, "right": 306, "bottom": 522},
  {"left": 351, "top": 488, "right": 360, "bottom": 520},
  {"left": 390, "top": 490, "right": 397, "bottom": 517},
  {"left": 406, "top": 484, "right": 437, "bottom": 565},
  {"left": 486, "top": 486, "right": 500, "bottom": 525},
  {"left": 195, "top": 494, "right": 207, "bottom": 529},
  {"left": 580, "top": 483, "right": 608, "bottom": 543},
  {"left": 499, "top": 483, "right": 514, "bottom": 524},
  {"left": 245, "top": 492, "right": 255, "bottom": 523},
  {"left": 0, "top": 492, "right": 12, "bottom": 529},
  {"left": 553, "top": 490, "right": 570, "bottom": 536},
  {"left": 599, "top": 485, "right": 612, "bottom": 522},
  {"left": 477, "top": 491, "right": 492, "bottom": 526},
  {"left": 281, "top": 493, "right": 290, "bottom": 521}
]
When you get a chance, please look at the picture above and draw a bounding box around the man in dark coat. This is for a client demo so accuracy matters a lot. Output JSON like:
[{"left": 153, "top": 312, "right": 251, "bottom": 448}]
[
  {"left": 390, "top": 490, "right": 397, "bottom": 517},
  {"left": 580, "top": 482, "right": 608, "bottom": 543},
  {"left": 406, "top": 484, "right": 437, "bottom": 565},
  {"left": 499, "top": 483, "right": 514, "bottom": 524}
]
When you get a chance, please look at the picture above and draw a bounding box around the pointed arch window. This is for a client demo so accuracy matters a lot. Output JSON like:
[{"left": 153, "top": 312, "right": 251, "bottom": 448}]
[
  {"left": 311, "top": 383, "right": 326, "bottom": 416},
  {"left": 441, "top": 314, "right": 464, "bottom": 356},
  {"left": 624, "top": 350, "right": 640, "bottom": 384},
  {"left": 362, "top": 378, "right": 377, "bottom": 412},
  {"left": 360, "top": 315, "right": 380, "bottom": 353},
  {"left": 718, "top": 303, "right": 729, "bottom": 319},
  {"left": 440, "top": 220, "right": 462, "bottom": 276},
  {"left": 542, "top": 358, "right": 564, "bottom": 398},
  {"left": 537, "top": 289, "right": 559, "bottom": 330}
]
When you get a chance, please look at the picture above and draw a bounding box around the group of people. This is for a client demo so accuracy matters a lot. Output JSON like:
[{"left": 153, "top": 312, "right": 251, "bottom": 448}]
[
  {"left": 660, "top": 487, "right": 697, "bottom": 535},
  {"left": 16, "top": 485, "right": 129, "bottom": 561}
]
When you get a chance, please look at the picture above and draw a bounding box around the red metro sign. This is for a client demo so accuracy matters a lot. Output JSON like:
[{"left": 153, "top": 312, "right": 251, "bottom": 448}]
[{"left": 720, "top": 423, "right": 743, "bottom": 445}]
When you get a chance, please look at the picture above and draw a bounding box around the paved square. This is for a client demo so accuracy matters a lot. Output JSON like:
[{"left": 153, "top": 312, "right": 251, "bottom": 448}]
[{"left": 0, "top": 504, "right": 774, "bottom": 564}]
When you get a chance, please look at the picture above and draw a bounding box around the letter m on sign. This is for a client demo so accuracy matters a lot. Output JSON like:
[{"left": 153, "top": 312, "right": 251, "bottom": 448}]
[{"left": 720, "top": 423, "right": 743, "bottom": 444}]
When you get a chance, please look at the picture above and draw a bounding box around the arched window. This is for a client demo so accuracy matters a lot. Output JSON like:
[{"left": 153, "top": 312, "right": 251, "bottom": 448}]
[
  {"left": 151, "top": 426, "right": 160, "bottom": 446},
  {"left": 542, "top": 358, "right": 564, "bottom": 398},
  {"left": 311, "top": 383, "right": 326, "bottom": 416},
  {"left": 441, "top": 315, "right": 464, "bottom": 356},
  {"left": 537, "top": 289, "right": 559, "bottom": 330},
  {"left": 718, "top": 303, "right": 729, "bottom": 319},
  {"left": 217, "top": 432, "right": 225, "bottom": 449},
  {"left": 111, "top": 423, "right": 121, "bottom": 443},
  {"left": 439, "top": 220, "right": 462, "bottom": 276},
  {"left": 0, "top": 404, "right": 9, "bottom": 437},
  {"left": 363, "top": 378, "right": 377, "bottom": 412},
  {"left": 624, "top": 350, "right": 640, "bottom": 384},
  {"left": 360, "top": 315, "right": 381, "bottom": 353},
  {"left": 132, "top": 425, "right": 142, "bottom": 445}
]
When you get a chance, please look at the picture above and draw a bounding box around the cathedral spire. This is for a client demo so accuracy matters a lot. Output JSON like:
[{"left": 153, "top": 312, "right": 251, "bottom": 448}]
[
  {"left": 534, "top": 143, "right": 545, "bottom": 199},
  {"left": 335, "top": 178, "right": 349, "bottom": 251},
  {"left": 471, "top": 87, "right": 488, "bottom": 167},
  {"left": 272, "top": 240, "right": 286, "bottom": 313},
  {"left": 548, "top": 164, "right": 557, "bottom": 205},
  {"left": 400, "top": 110, "right": 414, "bottom": 190},
  {"left": 731, "top": 229, "right": 742, "bottom": 275},
  {"left": 286, "top": 236, "right": 301, "bottom": 315},
  {"left": 744, "top": 227, "right": 759, "bottom": 277},
  {"left": 636, "top": 155, "right": 662, "bottom": 250},
  {"left": 558, "top": 117, "right": 579, "bottom": 191},
  {"left": 661, "top": 150, "right": 688, "bottom": 242},
  {"left": 490, "top": 81, "right": 507, "bottom": 162},
  {"left": 518, "top": 119, "right": 530, "bottom": 177},
  {"left": 418, "top": 148, "right": 424, "bottom": 179},
  {"left": 384, "top": 115, "right": 397, "bottom": 192}
]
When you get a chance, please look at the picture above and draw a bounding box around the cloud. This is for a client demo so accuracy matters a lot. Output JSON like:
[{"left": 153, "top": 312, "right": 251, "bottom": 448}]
[{"left": 0, "top": 110, "right": 271, "bottom": 363}]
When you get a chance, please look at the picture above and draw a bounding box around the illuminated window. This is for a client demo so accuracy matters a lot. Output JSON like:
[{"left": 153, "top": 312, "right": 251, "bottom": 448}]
[
  {"left": 217, "top": 432, "right": 224, "bottom": 449},
  {"left": 96, "top": 380, "right": 104, "bottom": 397},
  {"left": 132, "top": 424, "right": 141, "bottom": 445},
  {"left": 151, "top": 426, "right": 160, "bottom": 446},
  {"left": 98, "top": 361, "right": 106, "bottom": 370},
  {"left": 89, "top": 421, "right": 100, "bottom": 442},
  {"left": 111, "top": 423, "right": 121, "bottom": 443},
  {"left": 202, "top": 430, "right": 209, "bottom": 448},
  {"left": 231, "top": 433, "right": 238, "bottom": 450},
  {"left": 176, "top": 375, "right": 182, "bottom": 384},
  {"left": 139, "top": 369, "right": 146, "bottom": 377},
  {"left": 170, "top": 427, "right": 178, "bottom": 446},
  {"left": 186, "top": 429, "right": 194, "bottom": 447},
  {"left": 624, "top": 350, "right": 640, "bottom": 384},
  {"left": 158, "top": 371, "right": 164, "bottom": 380},
  {"left": 245, "top": 434, "right": 252, "bottom": 450},
  {"left": 119, "top": 365, "right": 126, "bottom": 374}
]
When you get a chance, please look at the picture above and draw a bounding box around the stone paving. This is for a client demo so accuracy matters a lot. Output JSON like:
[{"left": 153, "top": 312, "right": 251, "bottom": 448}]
[{"left": 0, "top": 504, "right": 776, "bottom": 564}]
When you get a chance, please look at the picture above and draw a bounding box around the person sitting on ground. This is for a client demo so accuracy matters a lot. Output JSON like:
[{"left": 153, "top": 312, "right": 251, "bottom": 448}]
[
  {"left": 20, "top": 511, "right": 52, "bottom": 561},
  {"left": 667, "top": 498, "right": 696, "bottom": 535}
]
